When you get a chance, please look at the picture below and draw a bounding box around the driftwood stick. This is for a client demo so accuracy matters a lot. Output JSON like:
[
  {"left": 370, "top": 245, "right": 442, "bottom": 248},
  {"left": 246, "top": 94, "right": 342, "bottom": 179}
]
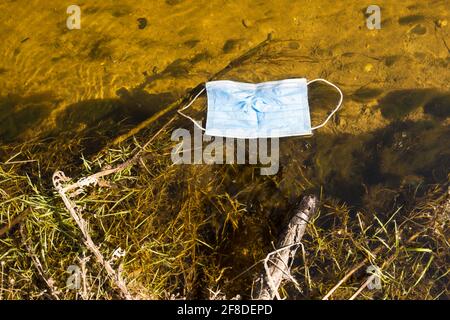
[
  {"left": 254, "top": 195, "right": 318, "bottom": 300},
  {"left": 348, "top": 252, "right": 397, "bottom": 300}
]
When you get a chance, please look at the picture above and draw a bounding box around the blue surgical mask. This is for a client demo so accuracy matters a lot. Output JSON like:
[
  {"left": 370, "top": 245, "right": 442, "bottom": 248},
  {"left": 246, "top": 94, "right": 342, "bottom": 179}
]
[{"left": 178, "top": 78, "right": 343, "bottom": 139}]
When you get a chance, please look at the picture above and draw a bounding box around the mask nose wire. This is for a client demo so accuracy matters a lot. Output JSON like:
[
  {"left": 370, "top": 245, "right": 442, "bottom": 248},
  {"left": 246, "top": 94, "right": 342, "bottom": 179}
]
[
  {"left": 307, "top": 78, "right": 344, "bottom": 131},
  {"left": 177, "top": 87, "right": 207, "bottom": 131}
]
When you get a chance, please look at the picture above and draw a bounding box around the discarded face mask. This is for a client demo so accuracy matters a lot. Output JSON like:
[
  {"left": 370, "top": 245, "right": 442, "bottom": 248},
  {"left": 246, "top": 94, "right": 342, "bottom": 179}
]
[{"left": 178, "top": 78, "right": 343, "bottom": 139}]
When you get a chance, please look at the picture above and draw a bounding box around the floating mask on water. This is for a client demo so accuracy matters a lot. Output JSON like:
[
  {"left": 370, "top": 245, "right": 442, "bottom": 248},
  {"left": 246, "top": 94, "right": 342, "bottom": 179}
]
[{"left": 178, "top": 78, "right": 343, "bottom": 139}]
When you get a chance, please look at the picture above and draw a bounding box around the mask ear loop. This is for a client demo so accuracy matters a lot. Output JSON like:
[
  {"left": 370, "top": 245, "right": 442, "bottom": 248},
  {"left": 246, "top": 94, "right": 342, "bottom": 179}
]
[
  {"left": 177, "top": 87, "right": 207, "bottom": 131},
  {"left": 307, "top": 79, "right": 344, "bottom": 131}
]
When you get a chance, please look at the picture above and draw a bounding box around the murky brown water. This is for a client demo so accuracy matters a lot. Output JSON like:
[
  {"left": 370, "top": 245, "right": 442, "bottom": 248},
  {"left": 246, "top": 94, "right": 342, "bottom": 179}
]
[{"left": 1, "top": 0, "right": 448, "bottom": 141}]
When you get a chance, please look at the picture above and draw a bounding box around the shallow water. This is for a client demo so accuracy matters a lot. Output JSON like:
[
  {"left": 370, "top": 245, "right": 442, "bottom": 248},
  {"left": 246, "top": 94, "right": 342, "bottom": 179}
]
[
  {"left": 0, "top": 0, "right": 448, "bottom": 140},
  {"left": 0, "top": 0, "right": 449, "bottom": 300}
]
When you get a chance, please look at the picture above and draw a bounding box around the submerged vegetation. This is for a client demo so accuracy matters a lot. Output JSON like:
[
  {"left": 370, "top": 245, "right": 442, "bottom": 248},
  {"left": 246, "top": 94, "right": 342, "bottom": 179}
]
[
  {"left": 0, "top": 1, "right": 449, "bottom": 300},
  {"left": 0, "top": 108, "right": 448, "bottom": 299}
]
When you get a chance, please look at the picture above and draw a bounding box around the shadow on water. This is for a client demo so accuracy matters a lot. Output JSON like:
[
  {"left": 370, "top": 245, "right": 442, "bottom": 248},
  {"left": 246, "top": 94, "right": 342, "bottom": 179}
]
[
  {"left": 351, "top": 85, "right": 450, "bottom": 122},
  {"left": 54, "top": 88, "right": 175, "bottom": 157},
  {"left": 313, "top": 120, "right": 449, "bottom": 208},
  {"left": 55, "top": 88, "right": 174, "bottom": 131},
  {"left": 1, "top": 88, "right": 175, "bottom": 158},
  {"left": 52, "top": 49, "right": 213, "bottom": 155},
  {"left": 0, "top": 49, "right": 208, "bottom": 156},
  {"left": 375, "top": 89, "right": 450, "bottom": 120},
  {"left": 0, "top": 92, "right": 56, "bottom": 141},
  {"left": 1, "top": 37, "right": 217, "bottom": 152},
  {"left": 424, "top": 93, "right": 450, "bottom": 119},
  {"left": 209, "top": 86, "right": 450, "bottom": 214},
  {"left": 256, "top": 119, "right": 446, "bottom": 214}
]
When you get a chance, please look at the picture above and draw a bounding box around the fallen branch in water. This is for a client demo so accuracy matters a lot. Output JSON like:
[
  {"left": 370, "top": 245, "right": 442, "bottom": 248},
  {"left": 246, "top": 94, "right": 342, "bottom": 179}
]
[{"left": 253, "top": 195, "right": 318, "bottom": 300}]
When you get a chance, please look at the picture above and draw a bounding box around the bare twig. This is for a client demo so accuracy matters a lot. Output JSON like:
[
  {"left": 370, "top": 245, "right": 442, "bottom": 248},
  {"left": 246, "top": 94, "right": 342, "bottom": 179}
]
[
  {"left": 77, "top": 252, "right": 90, "bottom": 300},
  {"left": 349, "top": 274, "right": 377, "bottom": 300}
]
